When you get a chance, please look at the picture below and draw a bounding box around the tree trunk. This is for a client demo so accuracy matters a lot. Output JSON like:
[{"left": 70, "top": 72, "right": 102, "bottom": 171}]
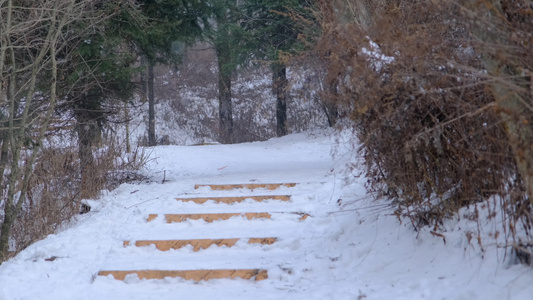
[
  {"left": 140, "top": 55, "right": 148, "bottom": 98},
  {"left": 148, "top": 62, "right": 156, "bottom": 146},
  {"left": 216, "top": 24, "right": 233, "bottom": 144},
  {"left": 0, "top": 203, "right": 15, "bottom": 261},
  {"left": 0, "top": 133, "right": 10, "bottom": 260},
  {"left": 0, "top": 0, "right": 64, "bottom": 261},
  {"left": 469, "top": 0, "right": 533, "bottom": 207},
  {"left": 75, "top": 109, "right": 99, "bottom": 199},
  {"left": 323, "top": 76, "right": 339, "bottom": 127},
  {"left": 272, "top": 62, "right": 288, "bottom": 137},
  {"left": 325, "top": 0, "right": 375, "bottom": 28},
  {"left": 488, "top": 68, "right": 533, "bottom": 207},
  {"left": 499, "top": 104, "right": 533, "bottom": 207},
  {"left": 125, "top": 101, "right": 131, "bottom": 153},
  {"left": 0, "top": 79, "right": 14, "bottom": 261}
]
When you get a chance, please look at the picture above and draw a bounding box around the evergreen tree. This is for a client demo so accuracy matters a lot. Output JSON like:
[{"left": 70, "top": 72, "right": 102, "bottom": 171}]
[
  {"left": 204, "top": 0, "right": 247, "bottom": 144},
  {"left": 56, "top": 2, "right": 147, "bottom": 198},
  {"left": 58, "top": 1, "right": 209, "bottom": 197},
  {"left": 135, "top": 0, "right": 209, "bottom": 146},
  {"left": 241, "top": 0, "right": 317, "bottom": 136}
]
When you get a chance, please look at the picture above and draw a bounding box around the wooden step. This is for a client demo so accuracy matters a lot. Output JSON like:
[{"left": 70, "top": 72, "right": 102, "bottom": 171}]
[
  {"left": 123, "top": 237, "right": 277, "bottom": 251},
  {"left": 98, "top": 269, "right": 268, "bottom": 281},
  {"left": 176, "top": 195, "right": 291, "bottom": 204},
  {"left": 146, "top": 212, "right": 272, "bottom": 223},
  {"left": 195, "top": 183, "right": 296, "bottom": 191}
]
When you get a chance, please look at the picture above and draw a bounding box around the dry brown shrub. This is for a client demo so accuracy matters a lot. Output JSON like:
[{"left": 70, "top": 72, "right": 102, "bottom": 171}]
[
  {"left": 10, "top": 146, "right": 80, "bottom": 252},
  {"left": 315, "top": 0, "right": 531, "bottom": 233},
  {"left": 4, "top": 131, "right": 148, "bottom": 259}
]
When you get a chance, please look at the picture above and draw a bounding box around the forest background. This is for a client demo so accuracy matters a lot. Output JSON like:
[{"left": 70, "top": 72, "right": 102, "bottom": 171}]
[{"left": 0, "top": 0, "right": 532, "bottom": 268}]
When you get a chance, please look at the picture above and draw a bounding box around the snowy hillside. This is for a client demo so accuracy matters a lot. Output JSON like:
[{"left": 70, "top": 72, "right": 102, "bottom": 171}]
[{"left": 0, "top": 130, "right": 532, "bottom": 300}]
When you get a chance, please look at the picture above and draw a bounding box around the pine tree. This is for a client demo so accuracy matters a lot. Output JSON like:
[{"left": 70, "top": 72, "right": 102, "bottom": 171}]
[
  {"left": 241, "top": 0, "right": 317, "bottom": 136},
  {"left": 205, "top": 0, "right": 246, "bottom": 144},
  {"left": 57, "top": 2, "right": 145, "bottom": 199},
  {"left": 58, "top": 1, "right": 209, "bottom": 197},
  {"left": 135, "top": 0, "right": 209, "bottom": 146},
  {"left": 201, "top": 0, "right": 317, "bottom": 141}
]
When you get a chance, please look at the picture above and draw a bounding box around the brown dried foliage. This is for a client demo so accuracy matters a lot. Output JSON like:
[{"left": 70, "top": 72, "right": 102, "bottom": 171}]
[
  {"left": 315, "top": 0, "right": 532, "bottom": 233},
  {"left": 10, "top": 147, "right": 80, "bottom": 253},
  {"left": 3, "top": 133, "right": 148, "bottom": 260}
]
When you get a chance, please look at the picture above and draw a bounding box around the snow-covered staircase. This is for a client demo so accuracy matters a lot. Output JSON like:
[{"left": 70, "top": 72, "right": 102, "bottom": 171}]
[{"left": 97, "top": 182, "right": 305, "bottom": 282}]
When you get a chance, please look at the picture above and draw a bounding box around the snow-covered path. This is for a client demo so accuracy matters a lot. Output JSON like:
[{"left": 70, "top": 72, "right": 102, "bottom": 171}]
[{"left": 1, "top": 131, "right": 532, "bottom": 300}]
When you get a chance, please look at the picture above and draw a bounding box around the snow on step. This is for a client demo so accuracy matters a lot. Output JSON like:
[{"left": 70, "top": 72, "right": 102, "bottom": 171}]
[
  {"left": 98, "top": 269, "right": 268, "bottom": 281},
  {"left": 97, "top": 247, "right": 299, "bottom": 282},
  {"left": 147, "top": 212, "right": 272, "bottom": 222},
  {"left": 98, "top": 182, "right": 303, "bottom": 282},
  {"left": 122, "top": 237, "right": 277, "bottom": 251},
  {"left": 120, "top": 218, "right": 306, "bottom": 241},
  {"left": 175, "top": 195, "right": 290, "bottom": 204},
  {"left": 146, "top": 212, "right": 309, "bottom": 223},
  {"left": 123, "top": 213, "right": 307, "bottom": 244},
  {"left": 194, "top": 183, "right": 297, "bottom": 191},
  {"left": 99, "top": 249, "right": 297, "bottom": 271},
  {"left": 156, "top": 199, "right": 312, "bottom": 215}
]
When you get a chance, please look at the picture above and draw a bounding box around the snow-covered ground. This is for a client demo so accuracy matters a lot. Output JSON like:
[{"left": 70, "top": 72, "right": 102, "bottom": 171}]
[{"left": 0, "top": 130, "right": 532, "bottom": 300}]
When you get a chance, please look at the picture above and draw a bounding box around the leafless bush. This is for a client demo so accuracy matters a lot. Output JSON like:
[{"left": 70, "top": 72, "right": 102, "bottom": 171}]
[
  {"left": 288, "top": 59, "right": 336, "bottom": 130},
  {"left": 2, "top": 127, "right": 148, "bottom": 261},
  {"left": 315, "top": 0, "right": 531, "bottom": 238},
  {"left": 100, "top": 137, "right": 151, "bottom": 191},
  {"left": 10, "top": 144, "right": 79, "bottom": 253},
  {"left": 0, "top": 0, "right": 109, "bottom": 262}
]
